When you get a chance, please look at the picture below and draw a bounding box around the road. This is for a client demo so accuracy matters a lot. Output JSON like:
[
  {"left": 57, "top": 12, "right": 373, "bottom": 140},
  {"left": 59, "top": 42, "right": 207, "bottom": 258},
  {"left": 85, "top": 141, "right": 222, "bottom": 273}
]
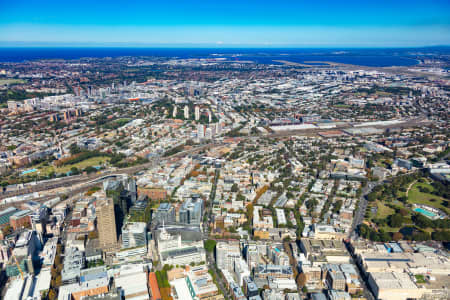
[
  {"left": 1, "top": 117, "right": 429, "bottom": 205},
  {"left": 349, "top": 181, "right": 380, "bottom": 239},
  {"left": 206, "top": 250, "right": 231, "bottom": 300},
  {"left": 349, "top": 171, "right": 417, "bottom": 238},
  {"left": 0, "top": 143, "right": 214, "bottom": 206}
]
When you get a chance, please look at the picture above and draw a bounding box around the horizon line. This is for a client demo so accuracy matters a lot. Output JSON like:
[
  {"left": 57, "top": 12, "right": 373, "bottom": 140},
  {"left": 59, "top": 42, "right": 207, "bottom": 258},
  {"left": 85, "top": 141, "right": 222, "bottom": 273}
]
[{"left": 1, "top": 42, "right": 450, "bottom": 49}]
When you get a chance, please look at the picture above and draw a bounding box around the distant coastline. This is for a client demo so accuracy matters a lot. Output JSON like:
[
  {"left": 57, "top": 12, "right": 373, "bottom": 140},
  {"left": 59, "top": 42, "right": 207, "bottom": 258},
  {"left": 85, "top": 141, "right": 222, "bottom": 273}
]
[{"left": 0, "top": 47, "right": 428, "bottom": 67}]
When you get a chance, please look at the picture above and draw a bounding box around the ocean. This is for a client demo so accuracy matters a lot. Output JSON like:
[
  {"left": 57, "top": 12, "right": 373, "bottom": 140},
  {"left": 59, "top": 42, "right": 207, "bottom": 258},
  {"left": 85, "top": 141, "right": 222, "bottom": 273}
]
[{"left": 0, "top": 47, "right": 423, "bottom": 67}]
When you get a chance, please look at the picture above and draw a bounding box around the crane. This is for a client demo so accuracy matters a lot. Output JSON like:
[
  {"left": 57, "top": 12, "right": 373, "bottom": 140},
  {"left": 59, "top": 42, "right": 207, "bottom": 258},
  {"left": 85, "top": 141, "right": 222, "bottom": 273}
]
[{"left": 11, "top": 252, "right": 24, "bottom": 280}]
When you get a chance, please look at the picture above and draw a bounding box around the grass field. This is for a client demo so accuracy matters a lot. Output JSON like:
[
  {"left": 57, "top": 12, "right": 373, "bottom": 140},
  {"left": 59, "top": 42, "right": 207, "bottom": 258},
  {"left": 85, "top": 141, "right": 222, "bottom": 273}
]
[
  {"left": 37, "top": 156, "right": 110, "bottom": 175},
  {"left": 0, "top": 79, "right": 25, "bottom": 86},
  {"left": 375, "top": 201, "right": 395, "bottom": 219},
  {"left": 407, "top": 182, "right": 449, "bottom": 214}
]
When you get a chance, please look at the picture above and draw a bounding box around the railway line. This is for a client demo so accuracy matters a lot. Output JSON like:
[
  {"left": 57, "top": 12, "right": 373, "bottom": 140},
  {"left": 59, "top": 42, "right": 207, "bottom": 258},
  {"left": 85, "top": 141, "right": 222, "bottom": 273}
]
[{"left": 0, "top": 117, "right": 428, "bottom": 207}]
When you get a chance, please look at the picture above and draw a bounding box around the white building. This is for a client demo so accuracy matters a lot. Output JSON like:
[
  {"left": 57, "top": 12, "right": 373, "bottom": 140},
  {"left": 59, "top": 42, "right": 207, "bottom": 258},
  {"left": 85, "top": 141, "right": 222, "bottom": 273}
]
[
  {"left": 195, "top": 106, "right": 200, "bottom": 121},
  {"left": 114, "top": 264, "right": 150, "bottom": 300},
  {"left": 184, "top": 105, "right": 189, "bottom": 119},
  {"left": 216, "top": 241, "right": 241, "bottom": 272}
]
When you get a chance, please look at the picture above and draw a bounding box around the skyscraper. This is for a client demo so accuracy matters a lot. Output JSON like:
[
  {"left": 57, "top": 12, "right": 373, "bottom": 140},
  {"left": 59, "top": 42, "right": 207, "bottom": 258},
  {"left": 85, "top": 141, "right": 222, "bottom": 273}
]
[
  {"left": 179, "top": 197, "right": 203, "bottom": 225},
  {"left": 205, "top": 127, "right": 213, "bottom": 140},
  {"left": 216, "top": 122, "right": 222, "bottom": 135},
  {"left": 184, "top": 105, "right": 189, "bottom": 119},
  {"left": 172, "top": 106, "right": 177, "bottom": 118},
  {"left": 97, "top": 198, "right": 118, "bottom": 249},
  {"left": 195, "top": 106, "right": 200, "bottom": 121},
  {"left": 197, "top": 124, "right": 205, "bottom": 140}
]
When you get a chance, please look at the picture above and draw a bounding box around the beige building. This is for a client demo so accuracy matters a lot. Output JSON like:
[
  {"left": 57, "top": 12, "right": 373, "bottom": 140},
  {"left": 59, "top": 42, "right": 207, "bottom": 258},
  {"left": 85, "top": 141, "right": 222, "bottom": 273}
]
[
  {"left": 367, "top": 272, "right": 425, "bottom": 300},
  {"left": 97, "top": 198, "right": 117, "bottom": 249}
]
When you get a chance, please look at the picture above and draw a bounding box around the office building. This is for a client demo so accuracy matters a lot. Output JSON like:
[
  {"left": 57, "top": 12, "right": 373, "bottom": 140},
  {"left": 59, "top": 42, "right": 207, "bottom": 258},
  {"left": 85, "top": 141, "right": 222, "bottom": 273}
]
[
  {"left": 197, "top": 124, "right": 205, "bottom": 139},
  {"left": 216, "top": 241, "right": 241, "bottom": 272},
  {"left": 179, "top": 198, "right": 202, "bottom": 225},
  {"left": 121, "top": 222, "right": 147, "bottom": 249},
  {"left": 184, "top": 105, "right": 189, "bottom": 119},
  {"left": 97, "top": 198, "right": 118, "bottom": 249},
  {"left": 243, "top": 277, "right": 259, "bottom": 298},
  {"left": 205, "top": 127, "right": 212, "bottom": 139},
  {"left": 172, "top": 106, "right": 178, "bottom": 118},
  {"left": 61, "top": 247, "right": 85, "bottom": 284},
  {"left": 114, "top": 264, "right": 150, "bottom": 300},
  {"left": 157, "top": 226, "right": 205, "bottom": 266},
  {"left": 0, "top": 207, "right": 19, "bottom": 225},
  {"left": 195, "top": 106, "right": 200, "bottom": 121},
  {"left": 154, "top": 203, "right": 175, "bottom": 224}
]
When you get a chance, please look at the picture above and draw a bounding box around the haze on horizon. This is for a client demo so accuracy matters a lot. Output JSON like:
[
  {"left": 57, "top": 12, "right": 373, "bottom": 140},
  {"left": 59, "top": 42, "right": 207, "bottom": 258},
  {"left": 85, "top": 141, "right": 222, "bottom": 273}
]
[{"left": 0, "top": 0, "right": 449, "bottom": 47}]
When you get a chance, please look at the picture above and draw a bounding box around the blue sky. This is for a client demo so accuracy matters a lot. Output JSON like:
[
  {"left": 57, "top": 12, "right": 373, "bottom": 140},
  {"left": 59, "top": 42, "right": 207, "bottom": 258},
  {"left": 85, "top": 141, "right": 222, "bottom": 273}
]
[{"left": 0, "top": 0, "right": 449, "bottom": 47}]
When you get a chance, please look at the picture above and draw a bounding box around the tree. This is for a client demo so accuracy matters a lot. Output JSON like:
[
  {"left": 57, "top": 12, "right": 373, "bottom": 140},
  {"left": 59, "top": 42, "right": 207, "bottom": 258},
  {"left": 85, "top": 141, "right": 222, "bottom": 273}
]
[
  {"left": 358, "top": 224, "right": 370, "bottom": 238},
  {"left": 297, "top": 272, "right": 307, "bottom": 287},
  {"left": 68, "top": 143, "right": 82, "bottom": 155},
  {"left": 369, "top": 230, "right": 380, "bottom": 242},
  {"left": 398, "top": 208, "right": 408, "bottom": 217},
  {"left": 231, "top": 183, "right": 239, "bottom": 193},
  {"left": 412, "top": 231, "right": 431, "bottom": 241},
  {"left": 88, "top": 231, "right": 99, "bottom": 239},
  {"left": 379, "top": 231, "right": 391, "bottom": 242},
  {"left": 55, "top": 275, "right": 62, "bottom": 287},
  {"left": 48, "top": 289, "right": 57, "bottom": 300},
  {"left": 305, "top": 199, "right": 318, "bottom": 210},
  {"left": 204, "top": 239, "right": 217, "bottom": 253},
  {"left": 392, "top": 232, "right": 404, "bottom": 241},
  {"left": 431, "top": 230, "right": 450, "bottom": 241},
  {"left": 367, "top": 193, "right": 377, "bottom": 202},
  {"left": 84, "top": 166, "right": 97, "bottom": 174},
  {"left": 70, "top": 167, "right": 80, "bottom": 175},
  {"left": 413, "top": 214, "right": 433, "bottom": 229},
  {"left": 389, "top": 214, "right": 404, "bottom": 228}
]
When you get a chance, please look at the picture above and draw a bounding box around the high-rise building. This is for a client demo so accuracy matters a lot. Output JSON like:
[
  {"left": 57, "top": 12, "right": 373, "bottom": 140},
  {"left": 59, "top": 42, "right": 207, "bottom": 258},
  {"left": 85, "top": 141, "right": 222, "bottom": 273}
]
[
  {"left": 205, "top": 127, "right": 213, "bottom": 140},
  {"left": 216, "top": 241, "right": 241, "bottom": 272},
  {"left": 179, "top": 198, "right": 202, "bottom": 225},
  {"left": 195, "top": 106, "right": 200, "bottom": 121},
  {"left": 49, "top": 114, "right": 59, "bottom": 122},
  {"left": 7, "top": 101, "right": 19, "bottom": 112},
  {"left": 197, "top": 124, "right": 205, "bottom": 140},
  {"left": 154, "top": 203, "right": 175, "bottom": 224},
  {"left": 121, "top": 222, "right": 147, "bottom": 249},
  {"left": 97, "top": 198, "right": 118, "bottom": 249},
  {"left": 216, "top": 122, "right": 222, "bottom": 135},
  {"left": 208, "top": 110, "right": 212, "bottom": 123},
  {"left": 172, "top": 106, "right": 177, "bottom": 118},
  {"left": 63, "top": 111, "right": 70, "bottom": 121},
  {"left": 184, "top": 105, "right": 189, "bottom": 119},
  {"left": 244, "top": 242, "right": 259, "bottom": 270}
]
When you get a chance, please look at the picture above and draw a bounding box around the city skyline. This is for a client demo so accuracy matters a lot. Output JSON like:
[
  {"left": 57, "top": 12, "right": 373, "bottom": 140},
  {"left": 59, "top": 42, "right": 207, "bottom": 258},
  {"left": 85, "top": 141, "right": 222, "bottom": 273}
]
[{"left": 0, "top": 0, "right": 450, "bottom": 47}]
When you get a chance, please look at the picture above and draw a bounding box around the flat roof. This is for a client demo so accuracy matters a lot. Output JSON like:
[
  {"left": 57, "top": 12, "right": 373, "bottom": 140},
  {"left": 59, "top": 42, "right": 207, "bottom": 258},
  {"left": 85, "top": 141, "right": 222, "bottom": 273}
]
[{"left": 172, "top": 278, "right": 193, "bottom": 300}]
